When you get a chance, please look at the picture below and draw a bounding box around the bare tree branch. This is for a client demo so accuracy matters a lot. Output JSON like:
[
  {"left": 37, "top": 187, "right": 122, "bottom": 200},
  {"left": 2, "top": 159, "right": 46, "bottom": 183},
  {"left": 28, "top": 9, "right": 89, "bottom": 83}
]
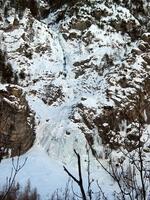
[{"left": 64, "top": 149, "right": 87, "bottom": 200}]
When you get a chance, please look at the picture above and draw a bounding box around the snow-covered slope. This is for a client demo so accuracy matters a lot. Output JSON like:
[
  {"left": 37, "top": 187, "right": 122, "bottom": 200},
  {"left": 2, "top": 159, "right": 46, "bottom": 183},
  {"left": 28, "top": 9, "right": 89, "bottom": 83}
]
[{"left": 0, "top": 0, "right": 150, "bottom": 198}]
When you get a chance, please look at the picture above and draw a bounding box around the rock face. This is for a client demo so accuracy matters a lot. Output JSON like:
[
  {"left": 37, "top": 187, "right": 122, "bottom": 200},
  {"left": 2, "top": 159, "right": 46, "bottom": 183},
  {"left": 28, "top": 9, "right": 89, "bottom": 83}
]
[
  {"left": 0, "top": 0, "right": 150, "bottom": 163},
  {"left": 0, "top": 86, "right": 35, "bottom": 157},
  {"left": 70, "top": 31, "right": 150, "bottom": 153},
  {"left": 0, "top": 50, "right": 17, "bottom": 84}
]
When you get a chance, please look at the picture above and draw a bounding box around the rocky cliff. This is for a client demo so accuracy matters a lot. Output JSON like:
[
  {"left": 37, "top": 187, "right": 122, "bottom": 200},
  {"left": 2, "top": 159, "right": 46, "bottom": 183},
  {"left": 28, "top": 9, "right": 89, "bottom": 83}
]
[
  {"left": 0, "top": 85, "right": 35, "bottom": 157},
  {"left": 0, "top": 0, "right": 150, "bottom": 162}
]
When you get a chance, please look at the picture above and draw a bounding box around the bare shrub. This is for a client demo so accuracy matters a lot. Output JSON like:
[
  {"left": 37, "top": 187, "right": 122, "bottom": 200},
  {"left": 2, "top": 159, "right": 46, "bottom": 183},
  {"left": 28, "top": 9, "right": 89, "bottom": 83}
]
[{"left": 0, "top": 181, "right": 40, "bottom": 200}]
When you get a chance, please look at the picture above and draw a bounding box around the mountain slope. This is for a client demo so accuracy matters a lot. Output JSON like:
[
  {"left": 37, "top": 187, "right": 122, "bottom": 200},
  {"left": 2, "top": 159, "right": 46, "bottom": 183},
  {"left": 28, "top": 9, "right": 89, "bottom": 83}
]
[{"left": 0, "top": 0, "right": 150, "bottom": 198}]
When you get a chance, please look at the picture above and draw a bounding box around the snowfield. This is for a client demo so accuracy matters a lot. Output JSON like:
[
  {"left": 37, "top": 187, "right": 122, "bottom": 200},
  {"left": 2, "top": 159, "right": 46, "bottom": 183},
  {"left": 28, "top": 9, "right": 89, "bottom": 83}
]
[{"left": 0, "top": 144, "right": 117, "bottom": 199}]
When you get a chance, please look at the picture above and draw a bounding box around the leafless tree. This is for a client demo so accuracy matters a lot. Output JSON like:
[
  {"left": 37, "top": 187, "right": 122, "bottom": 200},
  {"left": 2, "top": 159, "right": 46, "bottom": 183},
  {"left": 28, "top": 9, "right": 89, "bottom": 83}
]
[
  {"left": 0, "top": 149, "right": 27, "bottom": 200},
  {"left": 63, "top": 149, "right": 87, "bottom": 200}
]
